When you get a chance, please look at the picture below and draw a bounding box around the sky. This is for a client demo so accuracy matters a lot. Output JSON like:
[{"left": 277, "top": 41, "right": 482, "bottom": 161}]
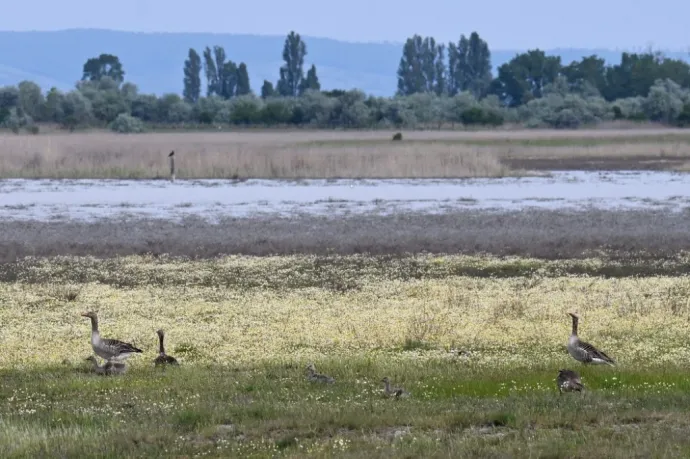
[{"left": 1, "top": 0, "right": 688, "bottom": 50}]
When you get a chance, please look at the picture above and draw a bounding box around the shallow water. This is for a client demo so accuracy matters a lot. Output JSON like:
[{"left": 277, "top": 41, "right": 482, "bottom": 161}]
[{"left": 0, "top": 171, "right": 689, "bottom": 222}]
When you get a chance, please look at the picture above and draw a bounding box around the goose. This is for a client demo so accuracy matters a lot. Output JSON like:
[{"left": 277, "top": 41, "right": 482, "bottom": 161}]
[
  {"left": 81, "top": 311, "right": 143, "bottom": 362},
  {"left": 567, "top": 311, "right": 615, "bottom": 366},
  {"left": 154, "top": 329, "right": 179, "bottom": 366},
  {"left": 381, "top": 377, "right": 410, "bottom": 399},
  {"left": 85, "top": 356, "right": 127, "bottom": 376},
  {"left": 305, "top": 363, "right": 335, "bottom": 384},
  {"left": 556, "top": 369, "right": 584, "bottom": 394}
]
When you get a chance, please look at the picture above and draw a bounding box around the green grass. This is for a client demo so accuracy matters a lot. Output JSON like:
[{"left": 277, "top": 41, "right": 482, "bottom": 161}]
[
  {"left": 299, "top": 133, "right": 690, "bottom": 148},
  {"left": 2, "top": 360, "right": 690, "bottom": 458}
]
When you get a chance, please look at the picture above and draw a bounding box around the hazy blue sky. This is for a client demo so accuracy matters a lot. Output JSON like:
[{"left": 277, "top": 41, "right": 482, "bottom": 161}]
[{"left": 2, "top": 0, "right": 688, "bottom": 50}]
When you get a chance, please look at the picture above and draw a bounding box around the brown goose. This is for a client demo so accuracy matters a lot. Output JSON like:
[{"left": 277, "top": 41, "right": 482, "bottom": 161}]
[
  {"left": 381, "top": 377, "right": 410, "bottom": 399},
  {"left": 154, "top": 329, "right": 179, "bottom": 366},
  {"left": 567, "top": 311, "right": 615, "bottom": 366},
  {"left": 305, "top": 363, "right": 335, "bottom": 384},
  {"left": 81, "top": 311, "right": 143, "bottom": 362},
  {"left": 556, "top": 369, "right": 584, "bottom": 394},
  {"left": 85, "top": 356, "right": 127, "bottom": 376}
]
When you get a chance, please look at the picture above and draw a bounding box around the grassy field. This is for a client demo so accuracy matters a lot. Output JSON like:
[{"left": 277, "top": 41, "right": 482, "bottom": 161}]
[
  {"left": 1, "top": 128, "right": 690, "bottom": 178},
  {"left": 2, "top": 254, "right": 690, "bottom": 457}
]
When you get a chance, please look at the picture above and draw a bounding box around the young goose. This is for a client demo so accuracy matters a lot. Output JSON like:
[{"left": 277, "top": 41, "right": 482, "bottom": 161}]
[
  {"left": 81, "top": 311, "right": 143, "bottom": 362},
  {"left": 567, "top": 311, "right": 615, "bottom": 366},
  {"left": 85, "top": 356, "right": 127, "bottom": 376},
  {"left": 154, "top": 329, "right": 179, "bottom": 366},
  {"left": 305, "top": 363, "right": 335, "bottom": 384},
  {"left": 556, "top": 369, "right": 585, "bottom": 394},
  {"left": 381, "top": 377, "right": 410, "bottom": 399}
]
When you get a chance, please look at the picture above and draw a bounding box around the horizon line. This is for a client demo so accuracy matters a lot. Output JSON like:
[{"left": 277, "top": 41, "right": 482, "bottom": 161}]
[{"left": 0, "top": 27, "right": 687, "bottom": 53}]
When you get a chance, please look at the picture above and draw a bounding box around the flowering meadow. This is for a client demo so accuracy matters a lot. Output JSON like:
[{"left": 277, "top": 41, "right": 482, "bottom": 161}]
[{"left": 0, "top": 254, "right": 689, "bottom": 457}]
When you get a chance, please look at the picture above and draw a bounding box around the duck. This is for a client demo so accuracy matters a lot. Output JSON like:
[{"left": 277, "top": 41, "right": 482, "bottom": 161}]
[
  {"left": 305, "top": 363, "right": 335, "bottom": 384},
  {"left": 556, "top": 369, "right": 585, "bottom": 394},
  {"left": 85, "top": 356, "right": 127, "bottom": 376},
  {"left": 81, "top": 311, "right": 143, "bottom": 362},
  {"left": 567, "top": 311, "right": 615, "bottom": 366},
  {"left": 381, "top": 376, "right": 410, "bottom": 399},
  {"left": 154, "top": 329, "right": 179, "bottom": 366}
]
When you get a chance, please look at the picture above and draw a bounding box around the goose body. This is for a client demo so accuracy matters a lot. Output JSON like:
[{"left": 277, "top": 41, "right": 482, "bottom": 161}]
[
  {"left": 381, "top": 377, "right": 410, "bottom": 399},
  {"left": 154, "top": 329, "right": 179, "bottom": 366},
  {"left": 556, "top": 369, "right": 584, "bottom": 394},
  {"left": 567, "top": 312, "right": 615, "bottom": 366},
  {"left": 306, "top": 363, "right": 335, "bottom": 384},
  {"left": 81, "top": 312, "right": 143, "bottom": 362},
  {"left": 85, "top": 356, "right": 127, "bottom": 376}
]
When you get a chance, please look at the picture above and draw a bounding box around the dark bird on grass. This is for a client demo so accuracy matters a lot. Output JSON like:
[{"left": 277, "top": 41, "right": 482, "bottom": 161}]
[
  {"left": 85, "top": 355, "right": 127, "bottom": 376},
  {"left": 168, "top": 150, "right": 175, "bottom": 157},
  {"left": 154, "top": 329, "right": 179, "bottom": 366},
  {"left": 381, "top": 376, "right": 410, "bottom": 399},
  {"left": 305, "top": 363, "right": 335, "bottom": 384},
  {"left": 556, "top": 369, "right": 585, "bottom": 394},
  {"left": 567, "top": 311, "right": 616, "bottom": 366},
  {"left": 81, "top": 311, "right": 143, "bottom": 362}
]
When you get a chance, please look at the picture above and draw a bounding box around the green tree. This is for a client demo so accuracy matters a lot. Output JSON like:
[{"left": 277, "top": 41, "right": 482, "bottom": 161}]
[
  {"left": 396, "top": 35, "right": 446, "bottom": 96},
  {"left": 82, "top": 54, "right": 125, "bottom": 83},
  {"left": 261, "top": 80, "right": 275, "bottom": 99},
  {"left": 236, "top": 63, "right": 251, "bottom": 96},
  {"left": 17, "top": 80, "right": 45, "bottom": 120},
  {"left": 491, "top": 49, "right": 561, "bottom": 106},
  {"left": 299, "top": 64, "right": 320, "bottom": 94},
  {"left": 277, "top": 31, "right": 307, "bottom": 97},
  {"left": 448, "top": 32, "right": 492, "bottom": 97},
  {"left": 202, "top": 46, "right": 218, "bottom": 97},
  {"left": 561, "top": 55, "right": 607, "bottom": 95},
  {"left": 183, "top": 48, "right": 202, "bottom": 103}
]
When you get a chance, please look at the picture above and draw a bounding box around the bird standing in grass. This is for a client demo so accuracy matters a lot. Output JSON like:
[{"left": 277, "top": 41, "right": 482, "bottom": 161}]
[
  {"left": 85, "top": 356, "right": 127, "bottom": 376},
  {"left": 556, "top": 369, "right": 585, "bottom": 394},
  {"left": 567, "top": 311, "right": 616, "bottom": 366},
  {"left": 381, "top": 377, "right": 410, "bottom": 399},
  {"left": 305, "top": 363, "right": 335, "bottom": 384},
  {"left": 81, "top": 311, "right": 143, "bottom": 362},
  {"left": 154, "top": 329, "right": 179, "bottom": 366}
]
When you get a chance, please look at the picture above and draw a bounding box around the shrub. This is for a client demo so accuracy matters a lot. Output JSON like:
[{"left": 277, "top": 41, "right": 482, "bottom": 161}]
[{"left": 110, "top": 113, "right": 145, "bottom": 133}]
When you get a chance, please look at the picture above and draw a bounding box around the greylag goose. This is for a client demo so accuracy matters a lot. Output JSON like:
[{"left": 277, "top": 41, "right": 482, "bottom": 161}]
[
  {"left": 567, "top": 311, "right": 615, "bottom": 366},
  {"left": 381, "top": 377, "right": 410, "bottom": 399},
  {"left": 85, "top": 356, "right": 127, "bottom": 376},
  {"left": 556, "top": 369, "right": 584, "bottom": 394},
  {"left": 154, "top": 329, "right": 179, "bottom": 366},
  {"left": 305, "top": 363, "right": 335, "bottom": 384},
  {"left": 81, "top": 311, "right": 143, "bottom": 362}
]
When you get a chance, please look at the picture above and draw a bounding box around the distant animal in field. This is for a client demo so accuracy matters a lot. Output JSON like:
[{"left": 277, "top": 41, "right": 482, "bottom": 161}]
[
  {"left": 556, "top": 369, "right": 585, "bottom": 394},
  {"left": 566, "top": 311, "right": 615, "bottom": 366},
  {"left": 305, "top": 363, "right": 335, "bottom": 384},
  {"left": 381, "top": 376, "right": 410, "bottom": 399},
  {"left": 392, "top": 132, "right": 403, "bottom": 141},
  {"left": 168, "top": 150, "right": 175, "bottom": 157},
  {"left": 85, "top": 356, "right": 127, "bottom": 376},
  {"left": 81, "top": 311, "right": 143, "bottom": 362},
  {"left": 154, "top": 329, "right": 179, "bottom": 366}
]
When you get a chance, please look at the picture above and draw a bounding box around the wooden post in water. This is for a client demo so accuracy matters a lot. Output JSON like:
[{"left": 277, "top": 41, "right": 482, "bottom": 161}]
[{"left": 168, "top": 150, "right": 175, "bottom": 182}]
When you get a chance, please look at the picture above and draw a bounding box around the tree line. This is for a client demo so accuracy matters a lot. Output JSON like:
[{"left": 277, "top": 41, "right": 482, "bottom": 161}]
[{"left": 1, "top": 30, "right": 689, "bottom": 133}]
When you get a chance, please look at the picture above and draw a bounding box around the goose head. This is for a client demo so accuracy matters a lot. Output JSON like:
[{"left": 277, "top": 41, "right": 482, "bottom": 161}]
[
  {"left": 567, "top": 311, "right": 580, "bottom": 319},
  {"left": 156, "top": 329, "right": 165, "bottom": 338},
  {"left": 81, "top": 311, "right": 98, "bottom": 320}
]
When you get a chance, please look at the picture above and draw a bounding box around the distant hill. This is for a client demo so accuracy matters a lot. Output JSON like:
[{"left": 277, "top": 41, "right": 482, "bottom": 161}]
[{"left": 0, "top": 29, "right": 688, "bottom": 97}]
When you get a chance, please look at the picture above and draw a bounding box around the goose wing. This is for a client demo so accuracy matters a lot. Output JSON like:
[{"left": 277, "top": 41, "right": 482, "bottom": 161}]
[
  {"left": 101, "top": 338, "right": 143, "bottom": 356},
  {"left": 578, "top": 340, "right": 615, "bottom": 364}
]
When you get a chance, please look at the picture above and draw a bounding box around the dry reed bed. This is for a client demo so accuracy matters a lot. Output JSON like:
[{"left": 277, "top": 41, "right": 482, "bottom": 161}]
[{"left": 0, "top": 129, "right": 689, "bottom": 178}]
